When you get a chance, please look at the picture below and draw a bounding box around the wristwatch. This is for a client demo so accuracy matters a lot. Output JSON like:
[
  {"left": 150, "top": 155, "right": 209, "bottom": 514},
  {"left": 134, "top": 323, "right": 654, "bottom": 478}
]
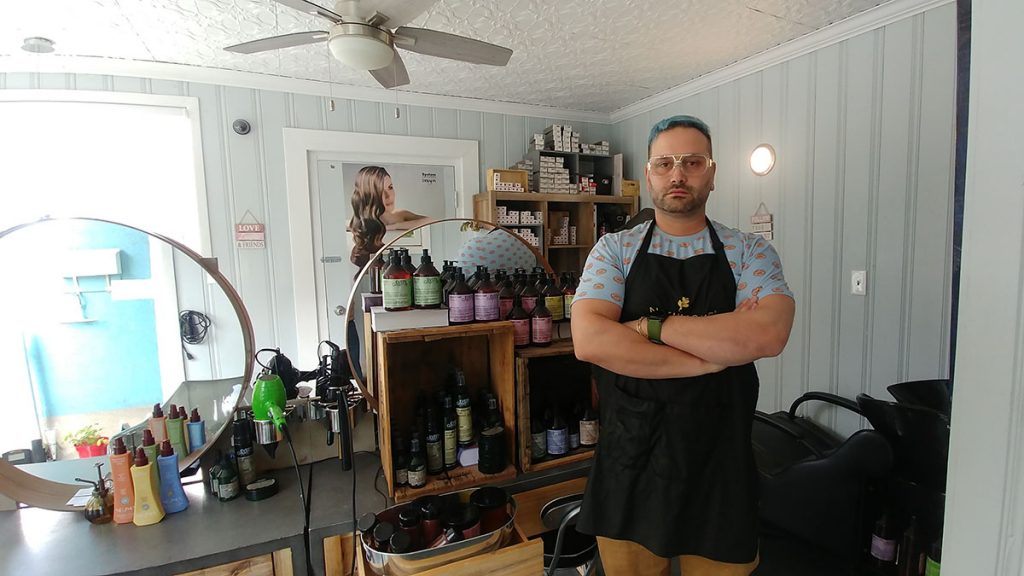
[{"left": 646, "top": 314, "right": 667, "bottom": 344}]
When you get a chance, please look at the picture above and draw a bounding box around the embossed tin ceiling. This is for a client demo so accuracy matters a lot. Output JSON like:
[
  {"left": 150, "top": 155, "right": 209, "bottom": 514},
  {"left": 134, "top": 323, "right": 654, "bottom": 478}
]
[{"left": 2, "top": 0, "right": 889, "bottom": 112}]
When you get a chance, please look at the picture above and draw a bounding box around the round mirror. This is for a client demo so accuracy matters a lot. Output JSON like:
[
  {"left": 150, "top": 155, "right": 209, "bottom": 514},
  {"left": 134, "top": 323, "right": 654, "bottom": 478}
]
[
  {"left": 342, "top": 218, "right": 555, "bottom": 409},
  {"left": 0, "top": 217, "right": 254, "bottom": 510}
]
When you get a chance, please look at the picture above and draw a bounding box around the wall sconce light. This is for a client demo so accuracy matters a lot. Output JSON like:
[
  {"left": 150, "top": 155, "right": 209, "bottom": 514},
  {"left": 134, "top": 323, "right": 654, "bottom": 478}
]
[{"left": 750, "top": 144, "right": 776, "bottom": 176}]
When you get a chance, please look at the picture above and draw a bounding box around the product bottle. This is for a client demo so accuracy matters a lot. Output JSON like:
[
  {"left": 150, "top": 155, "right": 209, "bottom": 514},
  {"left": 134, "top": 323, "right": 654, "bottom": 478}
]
[
  {"left": 498, "top": 275, "right": 516, "bottom": 319},
  {"left": 400, "top": 249, "right": 417, "bottom": 275},
  {"left": 141, "top": 428, "right": 158, "bottom": 468},
  {"left": 870, "top": 512, "right": 898, "bottom": 568},
  {"left": 520, "top": 274, "right": 540, "bottom": 314},
  {"left": 382, "top": 249, "right": 413, "bottom": 311},
  {"left": 165, "top": 404, "right": 187, "bottom": 460},
  {"left": 899, "top": 516, "right": 924, "bottom": 576},
  {"left": 413, "top": 249, "right": 443, "bottom": 309},
  {"left": 530, "top": 297, "right": 553, "bottom": 347},
  {"left": 442, "top": 394, "right": 459, "bottom": 470},
  {"left": 156, "top": 441, "right": 189, "bottom": 514},
  {"left": 177, "top": 406, "right": 191, "bottom": 453},
  {"left": 425, "top": 405, "right": 444, "bottom": 475},
  {"left": 454, "top": 370, "right": 474, "bottom": 446},
  {"left": 473, "top": 272, "right": 500, "bottom": 322},
  {"left": 448, "top": 271, "right": 475, "bottom": 324},
  {"left": 393, "top": 433, "right": 409, "bottom": 487},
  {"left": 232, "top": 411, "right": 257, "bottom": 488},
  {"left": 109, "top": 437, "right": 135, "bottom": 524},
  {"left": 508, "top": 294, "right": 531, "bottom": 348},
  {"left": 149, "top": 403, "right": 168, "bottom": 445},
  {"left": 442, "top": 265, "right": 459, "bottom": 306},
  {"left": 397, "top": 507, "right": 423, "bottom": 551},
  {"left": 467, "top": 265, "right": 487, "bottom": 290},
  {"left": 530, "top": 416, "right": 547, "bottom": 461},
  {"left": 216, "top": 452, "right": 241, "bottom": 501},
  {"left": 568, "top": 401, "right": 582, "bottom": 450},
  {"left": 542, "top": 275, "right": 565, "bottom": 321},
  {"left": 546, "top": 404, "right": 569, "bottom": 456},
  {"left": 484, "top": 393, "right": 502, "bottom": 430},
  {"left": 407, "top": 433, "right": 427, "bottom": 489},
  {"left": 130, "top": 447, "right": 165, "bottom": 526},
  {"left": 580, "top": 400, "right": 600, "bottom": 447},
  {"left": 187, "top": 408, "right": 206, "bottom": 453},
  {"left": 532, "top": 268, "right": 547, "bottom": 290},
  {"left": 368, "top": 253, "right": 385, "bottom": 294},
  {"left": 563, "top": 272, "right": 577, "bottom": 320}
]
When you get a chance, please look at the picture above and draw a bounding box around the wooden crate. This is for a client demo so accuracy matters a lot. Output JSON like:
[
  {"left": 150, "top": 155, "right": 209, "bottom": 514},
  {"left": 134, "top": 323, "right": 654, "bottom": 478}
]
[
  {"left": 487, "top": 169, "right": 531, "bottom": 193},
  {"left": 376, "top": 322, "right": 518, "bottom": 502},
  {"left": 515, "top": 340, "right": 596, "bottom": 473}
]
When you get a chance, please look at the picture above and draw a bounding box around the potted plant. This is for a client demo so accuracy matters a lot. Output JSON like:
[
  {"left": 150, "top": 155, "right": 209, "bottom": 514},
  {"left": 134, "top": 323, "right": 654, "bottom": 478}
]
[{"left": 64, "top": 424, "right": 110, "bottom": 458}]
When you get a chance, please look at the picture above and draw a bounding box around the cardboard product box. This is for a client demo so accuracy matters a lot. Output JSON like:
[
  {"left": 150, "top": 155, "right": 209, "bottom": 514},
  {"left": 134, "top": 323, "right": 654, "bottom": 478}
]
[{"left": 622, "top": 179, "right": 641, "bottom": 197}]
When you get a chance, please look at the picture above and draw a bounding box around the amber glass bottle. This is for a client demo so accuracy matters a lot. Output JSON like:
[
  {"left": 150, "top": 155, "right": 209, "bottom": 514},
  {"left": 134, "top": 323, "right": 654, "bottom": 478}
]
[
  {"left": 382, "top": 250, "right": 412, "bottom": 311},
  {"left": 413, "top": 249, "right": 442, "bottom": 309}
]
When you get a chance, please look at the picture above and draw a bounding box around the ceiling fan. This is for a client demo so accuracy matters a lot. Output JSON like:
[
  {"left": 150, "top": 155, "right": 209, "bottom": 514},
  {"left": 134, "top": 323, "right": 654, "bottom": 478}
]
[{"left": 224, "top": 0, "right": 513, "bottom": 89}]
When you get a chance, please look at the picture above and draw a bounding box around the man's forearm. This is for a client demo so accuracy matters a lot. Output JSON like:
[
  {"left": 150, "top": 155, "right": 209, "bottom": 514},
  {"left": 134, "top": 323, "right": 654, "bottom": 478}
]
[
  {"left": 659, "top": 296, "right": 794, "bottom": 366},
  {"left": 572, "top": 315, "right": 720, "bottom": 379}
]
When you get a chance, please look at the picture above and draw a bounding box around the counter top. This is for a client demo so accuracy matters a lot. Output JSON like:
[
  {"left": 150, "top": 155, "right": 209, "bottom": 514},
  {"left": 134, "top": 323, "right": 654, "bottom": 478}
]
[{"left": 0, "top": 453, "right": 590, "bottom": 576}]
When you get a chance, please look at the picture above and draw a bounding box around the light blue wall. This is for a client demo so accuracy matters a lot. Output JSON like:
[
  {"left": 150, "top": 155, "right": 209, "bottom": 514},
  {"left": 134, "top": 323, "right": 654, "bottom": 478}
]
[{"left": 612, "top": 4, "right": 957, "bottom": 435}]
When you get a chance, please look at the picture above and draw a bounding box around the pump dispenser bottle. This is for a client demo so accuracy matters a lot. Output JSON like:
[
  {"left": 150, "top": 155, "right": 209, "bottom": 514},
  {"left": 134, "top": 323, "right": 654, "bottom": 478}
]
[
  {"left": 188, "top": 408, "right": 206, "bottom": 453},
  {"left": 130, "top": 447, "right": 165, "bottom": 526},
  {"left": 141, "top": 429, "right": 158, "bottom": 468},
  {"left": 165, "top": 404, "right": 188, "bottom": 459},
  {"left": 157, "top": 441, "right": 189, "bottom": 514},
  {"left": 109, "top": 437, "right": 135, "bottom": 524},
  {"left": 149, "top": 403, "right": 168, "bottom": 445}
]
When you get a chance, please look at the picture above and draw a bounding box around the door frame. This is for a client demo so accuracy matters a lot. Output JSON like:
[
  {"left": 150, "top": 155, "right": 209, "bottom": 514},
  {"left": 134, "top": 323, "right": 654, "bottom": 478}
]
[{"left": 282, "top": 129, "right": 479, "bottom": 361}]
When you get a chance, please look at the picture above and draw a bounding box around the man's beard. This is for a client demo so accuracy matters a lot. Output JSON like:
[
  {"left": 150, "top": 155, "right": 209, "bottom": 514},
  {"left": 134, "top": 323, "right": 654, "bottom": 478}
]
[{"left": 652, "top": 184, "right": 709, "bottom": 215}]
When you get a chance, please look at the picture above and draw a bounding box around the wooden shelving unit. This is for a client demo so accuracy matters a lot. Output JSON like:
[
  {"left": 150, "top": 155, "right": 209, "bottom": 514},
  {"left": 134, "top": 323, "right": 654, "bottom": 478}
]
[{"left": 514, "top": 339, "right": 597, "bottom": 473}]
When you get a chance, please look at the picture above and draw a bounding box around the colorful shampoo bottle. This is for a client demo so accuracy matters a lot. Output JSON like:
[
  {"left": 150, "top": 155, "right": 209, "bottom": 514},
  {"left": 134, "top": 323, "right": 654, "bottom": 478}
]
[
  {"left": 157, "top": 441, "right": 189, "bottom": 514},
  {"left": 149, "top": 403, "right": 168, "bottom": 445},
  {"left": 109, "top": 437, "right": 134, "bottom": 524},
  {"left": 187, "top": 408, "right": 206, "bottom": 454},
  {"left": 130, "top": 447, "right": 165, "bottom": 526},
  {"left": 141, "top": 429, "right": 158, "bottom": 471},
  {"left": 165, "top": 404, "right": 188, "bottom": 460}
]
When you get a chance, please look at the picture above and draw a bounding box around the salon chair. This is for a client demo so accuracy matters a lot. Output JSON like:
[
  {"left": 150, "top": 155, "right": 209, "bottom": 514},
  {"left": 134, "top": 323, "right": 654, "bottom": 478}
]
[{"left": 540, "top": 493, "right": 597, "bottom": 576}]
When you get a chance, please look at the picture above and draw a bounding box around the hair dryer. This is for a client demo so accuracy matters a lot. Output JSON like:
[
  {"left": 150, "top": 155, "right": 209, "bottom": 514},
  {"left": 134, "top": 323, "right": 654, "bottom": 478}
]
[{"left": 251, "top": 371, "right": 288, "bottom": 457}]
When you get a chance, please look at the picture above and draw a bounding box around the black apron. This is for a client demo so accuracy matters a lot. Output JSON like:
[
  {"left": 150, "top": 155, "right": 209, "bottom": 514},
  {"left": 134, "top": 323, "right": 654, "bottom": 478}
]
[{"left": 577, "top": 219, "right": 760, "bottom": 563}]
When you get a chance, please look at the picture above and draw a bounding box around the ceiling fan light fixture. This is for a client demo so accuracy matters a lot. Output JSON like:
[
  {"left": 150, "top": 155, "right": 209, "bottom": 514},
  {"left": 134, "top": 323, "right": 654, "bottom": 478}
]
[
  {"left": 22, "top": 37, "right": 55, "bottom": 53},
  {"left": 328, "top": 23, "right": 394, "bottom": 71}
]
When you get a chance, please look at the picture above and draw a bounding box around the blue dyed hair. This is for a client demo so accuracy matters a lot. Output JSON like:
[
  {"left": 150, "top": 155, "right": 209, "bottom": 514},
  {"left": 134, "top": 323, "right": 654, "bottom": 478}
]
[{"left": 647, "top": 115, "right": 713, "bottom": 156}]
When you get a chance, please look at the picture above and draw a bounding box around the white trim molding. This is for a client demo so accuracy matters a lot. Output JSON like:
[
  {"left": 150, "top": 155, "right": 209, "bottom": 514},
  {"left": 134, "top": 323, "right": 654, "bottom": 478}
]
[
  {"left": 609, "top": 0, "right": 953, "bottom": 122},
  {"left": 282, "top": 129, "right": 478, "bottom": 361},
  {"left": 0, "top": 55, "right": 610, "bottom": 124}
]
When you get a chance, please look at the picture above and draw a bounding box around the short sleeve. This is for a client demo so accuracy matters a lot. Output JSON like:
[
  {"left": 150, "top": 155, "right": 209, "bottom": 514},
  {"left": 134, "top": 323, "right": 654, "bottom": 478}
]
[
  {"left": 735, "top": 236, "right": 794, "bottom": 301},
  {"left": 573, "top": 233, "right": 627, "bottom": 307}
]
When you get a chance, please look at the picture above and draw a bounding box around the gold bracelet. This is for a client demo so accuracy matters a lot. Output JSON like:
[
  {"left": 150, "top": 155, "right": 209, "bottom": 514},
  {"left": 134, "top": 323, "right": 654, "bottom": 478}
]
[{"left": 635, "top": 317, "right": 648, "bottom": 339}]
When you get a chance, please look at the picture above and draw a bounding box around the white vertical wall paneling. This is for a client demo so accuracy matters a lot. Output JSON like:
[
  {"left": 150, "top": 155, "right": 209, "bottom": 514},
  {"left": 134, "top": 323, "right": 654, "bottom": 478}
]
[
  {"left": 835, "top": 32, "right": 875, "bottom": 437},
  {"left": 504, "top": 116, "right": 526, "bottom": 169},
  {"left": 714, "top": 83, "right": 740, "bottom": 228},
  {"left": 806, "top": 43, "right": 843, "bottom": 428},
  {"left": 350, "top": 100, "right": 379, "bottom": 133},
  {"left": 407, "top": 105, "right": 433, "bottom": 138},
  {"left": 908, "top": 5, "right": 956, "bottom": 380},
  {"left": 382, "top": 104, "right": 409, "bottom": 136},
  {"left": 325, "top": 97, "right": 354, "bottom": 132},
  {"left": 482, "top": 113, "right": 505, "bottom": 179},
  {"left": 760, "top": 64, "right": 784, "bottom": 413},
  {"left": 432, "top": 108, "right": 459, "bottom": 139},
  {"left": 944, "top": 0, "right": 1024, "bottom": 572},
  {"left": 779, "top": 54, "right": 814, "bottom": 404},
  {"left": 871, "top": 19, "right": 914, "bottom": 403}
]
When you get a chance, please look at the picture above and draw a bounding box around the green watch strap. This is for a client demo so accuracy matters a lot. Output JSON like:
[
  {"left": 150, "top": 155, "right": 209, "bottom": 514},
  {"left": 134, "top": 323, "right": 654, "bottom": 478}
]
[{"left": 647, "top": 316, "right": 664, "bottom": 344}]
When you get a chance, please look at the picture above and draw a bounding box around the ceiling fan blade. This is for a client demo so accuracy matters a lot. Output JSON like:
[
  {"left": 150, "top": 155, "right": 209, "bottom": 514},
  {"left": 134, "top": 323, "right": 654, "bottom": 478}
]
[
  {"left": 271, "top": 0, "right": 344, "bottom": 23},
  {"left": 224, "top": 31, "right": 329, "bottom": 54},
  {"left": 394, "top": 27, "right": 512, "bottom": 66},
  {"left": 370, "top": 51, "right": 411, "bottom": 88}
]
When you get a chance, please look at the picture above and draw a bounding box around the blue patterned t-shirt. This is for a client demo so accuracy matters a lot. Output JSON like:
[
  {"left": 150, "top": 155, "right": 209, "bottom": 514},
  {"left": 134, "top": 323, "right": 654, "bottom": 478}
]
[{"left": 573, "top": 220, "right": 793, "bottom": 310}]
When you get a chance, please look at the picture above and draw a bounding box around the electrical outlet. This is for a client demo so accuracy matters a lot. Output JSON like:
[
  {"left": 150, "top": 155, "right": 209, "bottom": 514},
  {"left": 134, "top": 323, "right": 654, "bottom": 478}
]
[{"left": 851, "top": 270, "right": 867, "bottom": 295}]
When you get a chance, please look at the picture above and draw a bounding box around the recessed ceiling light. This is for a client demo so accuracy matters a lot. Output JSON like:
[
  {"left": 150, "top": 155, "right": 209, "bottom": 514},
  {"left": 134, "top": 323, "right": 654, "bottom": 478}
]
[
  {"left": 750, "top": 144, "right": 776, "bottom": 176},
  {"left": 22, "top": 37, "right": 55, "bottom": 53}
]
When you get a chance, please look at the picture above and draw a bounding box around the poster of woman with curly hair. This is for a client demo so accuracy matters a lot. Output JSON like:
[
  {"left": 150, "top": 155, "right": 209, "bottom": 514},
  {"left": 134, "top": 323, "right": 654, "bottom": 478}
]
[{"left": 347, "top": 164, "right": 441, "bottom": 269}]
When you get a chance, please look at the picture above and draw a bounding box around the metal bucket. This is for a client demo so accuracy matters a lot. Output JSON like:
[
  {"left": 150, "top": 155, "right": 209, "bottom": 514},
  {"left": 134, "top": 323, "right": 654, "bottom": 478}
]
[{"left": 361, "top": 488, "right": 518, "bottom": 575}]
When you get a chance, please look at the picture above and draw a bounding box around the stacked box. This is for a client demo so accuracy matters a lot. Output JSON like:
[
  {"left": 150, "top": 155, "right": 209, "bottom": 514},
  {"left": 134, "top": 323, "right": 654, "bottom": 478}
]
[
  {"left": 543, "top": 124, "right": 574, "bottom": 152},
  {"left": 549, "top": 211, "right": 571, "bottom": 245},
  {"left": 520, "top": 211, "right": 543, "bottom": 225},
  {"left": 569, "top": 225, "right": 577, "bottom": 245},
  {"left": 514, "top": 228, "right": 540, "bottom": 247},
  {"left": 577, "top": 176, "right": 598, "bottom": 195},
  {"left": 529, "top": 133, "right": 545, "bottom": 151},
  {"left": 581, "top": 141, "right": 610, "bottom": 155},
  {"left": 491, "top": 171, "right": 525, "bottom": 193},
  {"left": 535, "top": 154, "right": 571, "bottom": 194},
  {"left": 571, "top": 131, "right": 580, "bottom": 152},
  {"left": 510, "top": 159, "right": 534, "bottom": 172}
]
